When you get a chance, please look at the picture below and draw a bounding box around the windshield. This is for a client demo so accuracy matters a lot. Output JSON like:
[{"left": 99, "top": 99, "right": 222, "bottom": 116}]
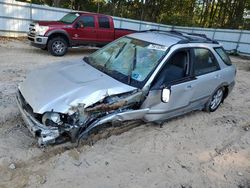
[
  {"left": 59, "top": 13, "right": 80, "bottom": 24},
  {"left": 86, "top": 37, "right": 167, "bottom": 88}
]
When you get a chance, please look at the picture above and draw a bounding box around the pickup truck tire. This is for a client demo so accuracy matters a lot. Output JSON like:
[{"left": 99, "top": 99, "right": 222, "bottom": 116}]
[{"left": 48, "top": 37, "right": 68, "bottom": 56}]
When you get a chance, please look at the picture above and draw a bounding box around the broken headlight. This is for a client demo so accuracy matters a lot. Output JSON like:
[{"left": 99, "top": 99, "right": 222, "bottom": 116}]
[{"left": 42, "top": 112, "right": 62, "bottom": 126}]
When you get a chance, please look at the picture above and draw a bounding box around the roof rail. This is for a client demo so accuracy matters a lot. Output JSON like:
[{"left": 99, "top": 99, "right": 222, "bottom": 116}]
[
  {"left": 139, "top": 29, "right": 219, "bottom": 44},
  {"left": 169, "top": 30, "right": 219, "bottom": 43},
  {"left": 138, "top": 29, "right": 191, "bottom": 41}
]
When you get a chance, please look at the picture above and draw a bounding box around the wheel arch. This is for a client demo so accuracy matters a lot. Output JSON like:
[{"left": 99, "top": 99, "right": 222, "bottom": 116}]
[
  {"left": 46, "top": 30, "right": 71, "bottom": 46},
  {"left": 203, "top": 82, "right": 230, "bottom": 112},
  {"left": 213, "top": 82, "right": 230, "bottom": 102}
]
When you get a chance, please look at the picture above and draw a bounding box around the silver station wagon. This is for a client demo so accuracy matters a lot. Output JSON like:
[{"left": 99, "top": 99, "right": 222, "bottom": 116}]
[{"left": 16, "top": 30, "right": 236, "bottom": 146}]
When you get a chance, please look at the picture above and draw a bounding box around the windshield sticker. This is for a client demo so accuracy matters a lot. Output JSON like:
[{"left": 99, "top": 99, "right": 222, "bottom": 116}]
[
  {"left": 75, "top": 13, "right": 80, "bottom": 17},
  {"left": 147, "top": 44, "right": 168, "bottom": 51},
  {"left": 132, "top": 73, "right": 141, "bottom": 80}
]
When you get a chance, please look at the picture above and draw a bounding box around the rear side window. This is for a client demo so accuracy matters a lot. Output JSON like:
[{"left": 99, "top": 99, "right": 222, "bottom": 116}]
[
  {"left": 214, "top": 47, "right": 232, "bottom": 66},
  {"left": 193, "top": 48, "right": 220, "bottom": 76},
  {"left": 79, "top": 16, "right": 95, "bottom": 27},
  {"left": 98, "top": 17, "right": 110, "bottom": 28}
]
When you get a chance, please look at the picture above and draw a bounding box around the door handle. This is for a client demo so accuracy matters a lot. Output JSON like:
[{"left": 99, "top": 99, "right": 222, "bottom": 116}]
[
  {"left": 186, "top": 85, "right": 193, "bottom": 90},
  {"left": 214, "top": 74, "right": 221, "bottom": 79}
]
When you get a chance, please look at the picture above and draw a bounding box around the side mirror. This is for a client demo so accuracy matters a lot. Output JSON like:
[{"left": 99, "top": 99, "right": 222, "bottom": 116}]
[
  {"left": 75, "top": 22, "right": 80, "bottom": 29},
  {"left": 162, "top": 88, "right": 170, "bottom": 103}
]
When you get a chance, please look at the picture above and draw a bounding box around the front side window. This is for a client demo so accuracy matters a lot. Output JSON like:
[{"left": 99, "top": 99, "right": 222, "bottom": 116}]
[
  {"left": 85, "top": 37, "right": 167, "bottom": 88},
  {"left": 78, "top": 16, "right": 95, "bottom": 27},
  {"left": 193, "top": 48, "right": 219, "bottom": 76},
  {"left": 98, "top": 17, "right": 110, "bottom": 28},
  {"left": 151, "top": 50, "right": 190, "bottom": 89},
  {"left": 214, "top": 47, "right": 232, "bottom": 66},
  {"left": 59, "top": 13, "right": 79, "bottom": 24}
]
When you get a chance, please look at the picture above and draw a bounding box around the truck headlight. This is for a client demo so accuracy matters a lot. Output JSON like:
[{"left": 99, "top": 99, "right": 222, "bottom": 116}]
[{"left": 35, "top": 25, "right": 49, "bottom": 36}]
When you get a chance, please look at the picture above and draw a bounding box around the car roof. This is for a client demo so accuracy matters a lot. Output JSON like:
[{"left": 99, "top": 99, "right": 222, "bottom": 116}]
[{"left": 128, "top": 30, "right": 220, "bottom": 48}]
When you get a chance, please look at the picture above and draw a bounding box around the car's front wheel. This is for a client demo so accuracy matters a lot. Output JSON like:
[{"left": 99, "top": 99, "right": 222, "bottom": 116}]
[
  {"left": 48, "top": 37, "right": 68, "bottom": 56},
  {"left": 205, "top": 87, "right": 224, "bottom": 112}
]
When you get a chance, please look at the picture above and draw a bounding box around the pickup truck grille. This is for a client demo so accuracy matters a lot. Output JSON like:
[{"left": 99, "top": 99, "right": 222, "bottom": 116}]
[{"left": 28, "top": 23, "right": 36, "bottom": 37}]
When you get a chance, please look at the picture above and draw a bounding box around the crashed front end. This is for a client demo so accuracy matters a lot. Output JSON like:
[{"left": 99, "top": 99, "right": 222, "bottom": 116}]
[
  {"left": 16, "top": 91, "right": 60, "bottom": 146},
  {"left": 16, "top": 88, "right": 144, "bottom": 146}
]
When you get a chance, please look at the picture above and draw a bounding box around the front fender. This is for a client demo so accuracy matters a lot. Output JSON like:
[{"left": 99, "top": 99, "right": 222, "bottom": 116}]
[{"left": 45, "top": 29, "right": 71, "bottom": 45}]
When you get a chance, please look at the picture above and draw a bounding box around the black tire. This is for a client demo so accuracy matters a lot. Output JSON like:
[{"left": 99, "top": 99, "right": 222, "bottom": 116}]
[
  {"left": 48, "top": 37, "right": 68, "bottom": 56},
  {"left": 205, "top": 87, "right": 224, "bottom": 112}
]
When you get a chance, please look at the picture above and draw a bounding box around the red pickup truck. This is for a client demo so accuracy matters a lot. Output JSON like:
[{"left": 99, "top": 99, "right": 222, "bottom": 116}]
[{"left": 28, "top": 12, "right": 135, "bottom": 56}]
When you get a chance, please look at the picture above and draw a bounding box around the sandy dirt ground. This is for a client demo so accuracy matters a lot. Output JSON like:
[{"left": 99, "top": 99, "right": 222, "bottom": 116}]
[{"left": 0, "top": 38, "right": 249, "bottom": 188}]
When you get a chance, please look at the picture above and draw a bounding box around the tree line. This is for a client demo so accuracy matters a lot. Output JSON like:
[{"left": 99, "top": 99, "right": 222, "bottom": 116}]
[{"left": 19, "top": 0, "right": 250, "bottom": 29}]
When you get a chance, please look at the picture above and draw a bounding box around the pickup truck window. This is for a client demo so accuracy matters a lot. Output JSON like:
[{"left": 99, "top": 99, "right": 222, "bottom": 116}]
[
  {"left": 98, "top": 17, "right": 110, "bottom": 28},
  {"left": 86, "top": 37, "right": 167, "bottom": 88},
  {"left": 59, "top": 13, "right": 79, "bottom": 24},
  {"left": 79, "top": 16, "right": 95, "bottom": 27}
]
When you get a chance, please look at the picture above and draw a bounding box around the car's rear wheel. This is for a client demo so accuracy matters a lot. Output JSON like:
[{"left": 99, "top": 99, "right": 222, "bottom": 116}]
[
  {"left": 48, "top": 37, "right": 68, "bottom": 56},
  {"left": 205, "top": 87, "right": 224, "bottom": 112}
]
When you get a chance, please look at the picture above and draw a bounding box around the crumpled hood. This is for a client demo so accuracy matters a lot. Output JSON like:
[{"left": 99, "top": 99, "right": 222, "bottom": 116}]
[{"left": 19, "top": 60, "right": 136, "bottom": 114}]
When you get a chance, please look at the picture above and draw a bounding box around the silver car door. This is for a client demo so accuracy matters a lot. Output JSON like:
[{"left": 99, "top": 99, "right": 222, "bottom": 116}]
[
  {"left": 142, "top": 49, "right": 197, "bottom": 122},
  {"left": 190, "top": 48, "right": 221, "bottom": 105},
  {"left": 142, "top": 78, "right": 197, "bottom": 122}
]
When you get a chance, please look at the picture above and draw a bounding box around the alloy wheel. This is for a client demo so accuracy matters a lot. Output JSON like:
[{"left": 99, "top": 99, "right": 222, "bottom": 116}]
[
  {"left": 210, "top": 88, "right": 223, "bottom": 110},
  {"left": 52, "top": 40, "right": 65, "bottom": 55}
]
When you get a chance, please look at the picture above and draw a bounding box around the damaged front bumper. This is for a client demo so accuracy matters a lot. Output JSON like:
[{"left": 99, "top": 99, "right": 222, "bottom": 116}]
[
  {"left": 16, "top": 88, "right": 148, "bottom": 147},
  {"left": 16, "top": 91, "right": 60, "bottom": 146}
]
